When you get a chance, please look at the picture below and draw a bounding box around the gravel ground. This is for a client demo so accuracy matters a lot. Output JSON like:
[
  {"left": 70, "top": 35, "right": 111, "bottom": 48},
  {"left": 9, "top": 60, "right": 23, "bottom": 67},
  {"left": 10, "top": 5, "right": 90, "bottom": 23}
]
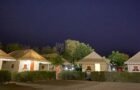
[{"left": 12, "top": 81, "right": 140, "bottom": 90}]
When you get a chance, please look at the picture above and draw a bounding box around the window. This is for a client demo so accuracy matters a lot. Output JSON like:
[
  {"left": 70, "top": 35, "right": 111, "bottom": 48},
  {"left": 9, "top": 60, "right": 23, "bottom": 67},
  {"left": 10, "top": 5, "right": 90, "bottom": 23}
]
[
  {"left": 11, "top": 64, "right": 14, "bottom": 68},
  {"left": 23, "top": 64, "right": 27, "bottom": 70},
  {"left": 86, "top": 66, "right": 91, "bottom": 70},
  {"left": 42, "top": 66, "right": 45, "bottom": 69},
  {"left": 133, "top": 66, "right": 139, "bottom": 71}
]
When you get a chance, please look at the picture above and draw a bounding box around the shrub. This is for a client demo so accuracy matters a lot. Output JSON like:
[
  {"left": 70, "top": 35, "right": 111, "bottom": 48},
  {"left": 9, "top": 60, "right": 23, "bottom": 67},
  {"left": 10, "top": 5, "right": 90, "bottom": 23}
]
[
  {"left": 127, "top": 73, "right": 140, "bottom": 83},
  {"left": 14, "top": 71, "right": 56, "bottom": 82},
  {"left": 60, "top": 71, "right": 140, "bottom": 83},
  {"left": 0, "top": 70, "right": 11, "bottom": 84},
  {"left": 104, "top": 72, "right": 140, "bottom": 83}
]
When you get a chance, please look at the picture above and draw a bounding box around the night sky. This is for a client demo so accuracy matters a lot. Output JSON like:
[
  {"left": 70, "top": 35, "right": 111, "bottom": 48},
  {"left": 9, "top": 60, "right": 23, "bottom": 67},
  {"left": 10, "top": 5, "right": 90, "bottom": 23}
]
[{"left": 0, "top": 0, "right": 140, "bottom": 56}]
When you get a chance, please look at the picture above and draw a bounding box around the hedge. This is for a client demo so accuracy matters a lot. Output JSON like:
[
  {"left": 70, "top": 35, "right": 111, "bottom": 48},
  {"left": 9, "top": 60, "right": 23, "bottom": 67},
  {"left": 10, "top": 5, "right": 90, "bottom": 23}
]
[
  {"left": 59, "top": 71, "right": 140, "bottom": 83},
  {"left": 13, "top": 71, "right": 56, "bottom": 82},
  {"left": 59, "top": 71, "right": 84, "bottom": 80},
  {"left": 0, "top": 70, "right": 11, "bottom": 84}
]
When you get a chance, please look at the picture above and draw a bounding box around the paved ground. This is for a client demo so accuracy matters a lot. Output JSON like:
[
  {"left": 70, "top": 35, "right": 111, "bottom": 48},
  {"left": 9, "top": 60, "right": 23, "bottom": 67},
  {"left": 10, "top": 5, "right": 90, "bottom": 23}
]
[
  {"left": 11, "top": 81, "right": 140, "bottom": 90},
  {"left": 0, "top": 83, "right": 37, "bottom": 90}
]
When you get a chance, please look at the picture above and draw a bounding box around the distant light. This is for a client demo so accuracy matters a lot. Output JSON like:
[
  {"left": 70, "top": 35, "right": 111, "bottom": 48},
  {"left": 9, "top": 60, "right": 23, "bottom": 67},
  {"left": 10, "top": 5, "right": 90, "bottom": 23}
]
[
  {"left": 71, "top": 67, "right": 75, "bottom": 70},
  {"left": 112, "top": 67, "right": 116, "bottom": 71},
  {"left": 70, "top": 66, "right": 75, "bottom": 71},
  {"left": 64, "top": 67, "right": 68, "bottom": 70}
]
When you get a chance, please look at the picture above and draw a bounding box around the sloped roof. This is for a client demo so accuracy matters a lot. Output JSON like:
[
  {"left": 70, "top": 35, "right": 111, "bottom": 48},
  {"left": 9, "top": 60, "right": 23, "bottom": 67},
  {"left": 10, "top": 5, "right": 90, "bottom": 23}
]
[
  {"left": 125, "top": 52, "right": 140, "bottom": 64},
  {"left": 78, "top": 51, "right": 106, "bottom": 63},
  {"left": 9, "top": 49, "right": 48, "bottom": 62},
  {"left": 0, "top": 50, "right": 15, "bottom": 61},
  {"left": 83, "top": 51, "right": 103, "bottom": 59}
]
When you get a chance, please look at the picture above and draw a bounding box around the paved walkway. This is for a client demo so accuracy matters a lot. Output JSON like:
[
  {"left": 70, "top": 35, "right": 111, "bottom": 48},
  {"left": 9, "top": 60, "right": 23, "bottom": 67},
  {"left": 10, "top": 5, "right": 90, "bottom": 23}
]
[{"left": 9, "top": 81, "right": 140, "bottom": 90}]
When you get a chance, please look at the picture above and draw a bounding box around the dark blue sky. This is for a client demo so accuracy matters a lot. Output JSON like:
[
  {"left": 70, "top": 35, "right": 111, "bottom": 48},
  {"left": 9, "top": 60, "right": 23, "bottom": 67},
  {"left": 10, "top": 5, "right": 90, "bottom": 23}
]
[{"left": 0, "top": 0, "right": 140, "bottom": 55}]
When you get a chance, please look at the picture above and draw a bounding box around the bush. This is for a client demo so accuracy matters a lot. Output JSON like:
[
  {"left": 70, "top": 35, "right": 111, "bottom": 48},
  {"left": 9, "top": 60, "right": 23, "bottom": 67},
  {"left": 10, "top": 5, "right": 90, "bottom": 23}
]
[
  {"left": 14, "top": 71, "right": 56, "bottom": 82},
  {"left": 59, "top": 71, "right": 85, "bottom": 80},
  {"left": 104, "top": 72, "right": 140, "bottom": 83},
  {"left": 59, "top": 71, "right": 140, "bottom": 83},
  {"left": 0, "top": 70, "right": 11, "bottom": 84},
  {"left": 126, "top": 73, "right": 140, "bottom": 83},
  {"left": 105, "top": 72, "right": 126, "bottom": 82}
]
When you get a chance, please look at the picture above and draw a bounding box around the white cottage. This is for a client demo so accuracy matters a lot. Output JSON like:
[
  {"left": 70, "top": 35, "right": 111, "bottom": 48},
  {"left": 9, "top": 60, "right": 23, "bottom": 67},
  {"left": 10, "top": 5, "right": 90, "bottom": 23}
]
[
  {"left": 0, "top": 50, "right": 16, "bottom": 70},
  {"left": 77, "top": 51, "right": 109, "bottom": 72},
  {"left": 125, "top": 52, "right": 140, "bottom": 72},
  {"left": 7, "top": 49, "right": 51, "bottom": 72}
]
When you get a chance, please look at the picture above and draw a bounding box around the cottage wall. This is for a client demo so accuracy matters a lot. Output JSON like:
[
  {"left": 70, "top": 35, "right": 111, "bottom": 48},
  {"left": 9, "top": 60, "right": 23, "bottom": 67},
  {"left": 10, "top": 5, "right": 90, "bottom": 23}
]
[
  {"left": 127, "top": 64, "right": 140, "bottom": 72},
  {"left": 18, "top": 60, "right": 50, "bottom": 72},
  {"left": 0, "top": 61, "right": 2, "bottom": 70},
  {"left": 2, "top": 61, "right": 19, "bottom": 72},
  {"left": 18, "top": 60, "right": 31, "bottom": 72},
  {"left": 81, "top": 62, "right": 108, "bottom": 72},
  {"left": 82, "top": 64, "right": 95, "bottom": 72},
  {"left": 100, "top": 62, "right": 108, "bottom": 71},
  {"left": 39, "top": 63, "right": 49, "bottom": 71},
  {"left": 33, "top": 61, "right": 40, "bottom": 71},
  {"left": 1, "top": 59, "right": 51, "bottom": 72}
]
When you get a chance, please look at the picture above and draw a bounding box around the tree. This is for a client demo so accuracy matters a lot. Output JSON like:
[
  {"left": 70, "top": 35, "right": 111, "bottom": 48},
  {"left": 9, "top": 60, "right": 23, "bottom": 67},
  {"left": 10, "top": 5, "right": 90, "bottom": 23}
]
[
  {"left": 108, "top": 51, "right": 129, "bottom": 66},
  {"left": 63, "top": 39, "right": 93, "bottom": 63},
  {"left": 41, "top": 46, "right": 58, "bottom": 54},
  {"left": 73, "top": 43, "right": 93, "bottom": 61},
  {"left": 51, "top": 55, "right": 64, "bottom": 66},
  {"left": 41, "top": 46, "right": 53, "bottom": 54},
  {"left": 0, "top": 42, "right": 3, "bottom": 49},
  {"left": 55, "top": 43, "right": 64, "bottom": 54},
  {"left": 50, "top": 54, "right": 64, "bottom": 80},
  {"left": 5, "top": 43, "right": 23, "bottom": 53},
  {"left": 32, "top": 47, "right": 40, "bottom": 53},
  {"left": 45, "top": 53, "right": 64, "bottom": 66}
]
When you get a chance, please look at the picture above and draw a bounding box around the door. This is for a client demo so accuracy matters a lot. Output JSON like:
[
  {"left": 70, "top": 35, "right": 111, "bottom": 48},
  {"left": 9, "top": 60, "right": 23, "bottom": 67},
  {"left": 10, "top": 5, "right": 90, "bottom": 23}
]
[
  {"left": 95, "top": 63, "right": 100, "bottom": 71},
  {"left": 30, "top": 61, "right": 34, "bottom": 71}
]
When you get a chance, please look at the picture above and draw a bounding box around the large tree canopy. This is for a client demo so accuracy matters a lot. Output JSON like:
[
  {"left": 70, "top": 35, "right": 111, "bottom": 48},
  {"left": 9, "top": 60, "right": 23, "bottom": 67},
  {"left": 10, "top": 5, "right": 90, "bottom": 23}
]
[
  {"left": 63, "top": 39, "right": 93, "bottom": 63},
  {"left": 108, "top": 51, "right": 129, "bottom": 66},
  {"left": 40, "top": 46, "right": 57, "bottom": 54},
  {"left": 45, "top": 53, "right": 64, "bottom": 66}
]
